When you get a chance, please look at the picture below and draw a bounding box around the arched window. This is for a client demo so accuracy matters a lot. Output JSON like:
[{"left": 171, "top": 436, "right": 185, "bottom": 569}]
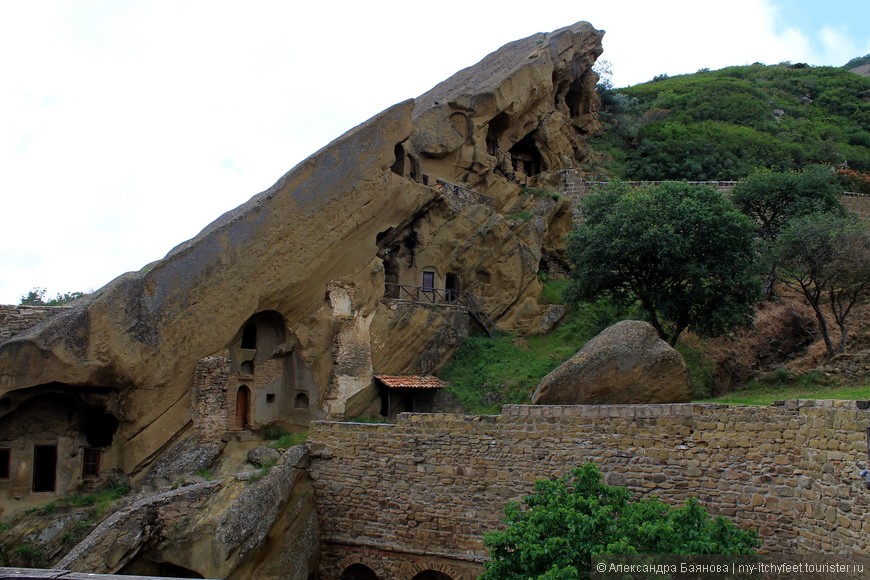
[
  {"left": 411, "top": 572, "right": 453, "bottom": 580},
  {"left": 294, "top": 392, "right": 310, "bottom": 410},
  {"left": 339, "top": 563, "right": 379, "bottom": 580}
]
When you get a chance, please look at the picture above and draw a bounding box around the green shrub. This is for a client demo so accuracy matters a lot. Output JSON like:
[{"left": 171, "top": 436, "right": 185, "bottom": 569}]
[
  {"left": 262, "top": 424, "right": 287, "bottom": 440},
  {"left": 506, "top": 210, "right": 532, "bottom": 222},
  {"left": 267, "top": 433, "right": 307, "bottom": 449},
  {"left": 676, "top": 342, "right": 715, "bottom": 399},
  {"left": 482, "top": 463, "right": 758, "bottom": 579},
  {"left": 11, "top": 544, "right": 47, "bottom": 568},
  {"left": 524, "top": 186, "right": 561, "bottom": 201},
  {"left": 540, "top": 279, "right": 568, "bottom": 305}
]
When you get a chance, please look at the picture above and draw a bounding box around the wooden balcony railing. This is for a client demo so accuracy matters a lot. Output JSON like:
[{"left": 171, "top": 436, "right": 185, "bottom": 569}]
[
  {"left": 383, "top": 283, "right": 496, "bottom": 336},
  {"left": 435, "top": 179, "right": 494, "bottom": 208}
]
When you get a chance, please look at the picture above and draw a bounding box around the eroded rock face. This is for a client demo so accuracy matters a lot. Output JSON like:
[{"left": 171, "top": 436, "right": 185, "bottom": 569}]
[
  {"left": 58, "top": 446, "right": 319, "bottom": 579},
  {"left": 0, "top": 21, "right": 604, "bottom": 489},
  {"left": 532, "top": 320, "right": 692, "bottom": 405}
]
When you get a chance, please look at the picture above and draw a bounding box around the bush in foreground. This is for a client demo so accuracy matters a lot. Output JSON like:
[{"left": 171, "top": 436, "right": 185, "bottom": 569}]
[{"left": 482, "top": 463, "right": 759, "bottom": 579}]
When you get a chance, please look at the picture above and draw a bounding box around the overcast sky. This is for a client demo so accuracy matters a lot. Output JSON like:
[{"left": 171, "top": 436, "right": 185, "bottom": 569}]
[{"left": 1, "top": 0, "right": 868, "bottom": 305}]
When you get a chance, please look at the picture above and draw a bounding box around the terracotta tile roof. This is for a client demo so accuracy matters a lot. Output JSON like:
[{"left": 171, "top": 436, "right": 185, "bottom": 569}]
[{"left": 374, "top": 374, "right": 446, "bottom": 389}]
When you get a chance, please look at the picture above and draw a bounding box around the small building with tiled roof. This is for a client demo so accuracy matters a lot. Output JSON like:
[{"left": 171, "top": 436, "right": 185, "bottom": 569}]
[{"left": 374, "top": 374, "right": 446, "bottom": 417}]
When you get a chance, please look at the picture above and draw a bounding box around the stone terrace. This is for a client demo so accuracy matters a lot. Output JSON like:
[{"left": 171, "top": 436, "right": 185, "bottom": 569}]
[{"left": 310, "top": 401, "right": 870, "bottom": 579}]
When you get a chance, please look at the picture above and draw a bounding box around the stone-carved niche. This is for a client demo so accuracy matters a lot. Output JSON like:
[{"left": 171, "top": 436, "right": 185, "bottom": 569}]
[
  {"left": 0, "top": 387, "right": 120, "bottom": 508},
  {"left": 223, "top": 311, "right": 318, "bottom": 433}
]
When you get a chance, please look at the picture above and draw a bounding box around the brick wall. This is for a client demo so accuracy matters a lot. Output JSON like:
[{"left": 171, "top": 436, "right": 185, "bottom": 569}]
[
  {"left": 192, "top": 356, "right": 231, "bottom": 442},
  {"left": 0, "top": 304, "right": 68, "bottom": 342},
  {"left": 843, "top": 192, "right": 870, "bottom": 223},
  {"left": 310, "top": 401, "right": 870, "bottom": 579}
]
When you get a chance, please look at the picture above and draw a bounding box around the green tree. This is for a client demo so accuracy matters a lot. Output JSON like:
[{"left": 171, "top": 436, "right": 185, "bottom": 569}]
[
  {"left": 732, "top": 166, "right": 844, "bottom": 243},
  {"left": 772, "top": 212, "right": 870, "bottom": 361},
  {"left": 566, "top": 181, "right": 760, "bottom": 346},
  {"left": 19, "top": 287, "right": 86, "bottom": 306},
  {"left": 732, "top": 166, "right": 844, "bottom": 298},
  {"left": 482, "top": 463, "right": 759, "bottom": 579}
]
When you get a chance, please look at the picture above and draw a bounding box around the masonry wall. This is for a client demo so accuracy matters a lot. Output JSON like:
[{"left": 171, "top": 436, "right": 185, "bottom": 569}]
[
  {"left": 0, "top": 304, "right": 68, "bottom": 342},
  {"left": 843, "top": 192, "right": 870, "bottom": 223},
  {"left": 309, "top": 401, "right": 870, "bottom": 580},
  {"left": 192, "top": 356, "right": 230, "bottom": 443}
]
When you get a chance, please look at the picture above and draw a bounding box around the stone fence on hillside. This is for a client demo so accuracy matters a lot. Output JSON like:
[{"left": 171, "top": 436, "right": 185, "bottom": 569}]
[
  {"left": 842, "top": 191, "right": 870, "bottom": 222},
  {"left": 558, "top": 168, "right": 870, "bottom": 225},
  {"left": 310, "top": 400, "right": 870, "bottom": 579},
  {"left": 0, "top": 304, "right": 68, "bottom": 342}
]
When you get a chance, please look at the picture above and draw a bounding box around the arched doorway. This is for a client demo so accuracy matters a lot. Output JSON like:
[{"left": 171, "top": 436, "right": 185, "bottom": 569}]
[
  {"left": 411, "top": 571, "right": 453, "bottom": 580},
  {"left": 339, "top": 563, "right": 379, "bottom": 579},
  {"left": 233, "top": 386, "right": 250, "bottom": 430}
]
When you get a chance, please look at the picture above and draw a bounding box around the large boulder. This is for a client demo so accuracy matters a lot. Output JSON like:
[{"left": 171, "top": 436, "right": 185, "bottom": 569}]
[{"left": 532, "top": 320, "right": 691, "bottom": 405}]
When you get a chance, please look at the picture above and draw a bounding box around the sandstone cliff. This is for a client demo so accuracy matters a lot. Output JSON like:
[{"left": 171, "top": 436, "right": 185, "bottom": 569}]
[{"left": 0, "top": 21, "right": 604, "bottom": 508}]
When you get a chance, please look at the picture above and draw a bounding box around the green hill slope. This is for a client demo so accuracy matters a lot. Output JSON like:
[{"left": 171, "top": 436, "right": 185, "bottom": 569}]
[{"left": 593, "top": 63, "right": 870, "bottom": 180}]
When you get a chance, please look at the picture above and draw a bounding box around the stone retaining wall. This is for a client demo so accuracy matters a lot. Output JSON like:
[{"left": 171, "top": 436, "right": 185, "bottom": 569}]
[
  {"left": 0, "top": 304, "right": 68, "bottom": 342},
  {"left": 310, "top": 401, "right": 870, "bottom": 579},
  {"left": 843, "top": 191, "right": 870, "bottom": 223}
]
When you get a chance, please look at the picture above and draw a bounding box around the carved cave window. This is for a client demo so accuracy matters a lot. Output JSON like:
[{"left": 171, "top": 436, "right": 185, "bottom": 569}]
[
  {"left": 294, "top": 392, "right": 310, "bottom": 409},
  {"left": 241, "top": 323, "right": 257, "bottom": 350}
]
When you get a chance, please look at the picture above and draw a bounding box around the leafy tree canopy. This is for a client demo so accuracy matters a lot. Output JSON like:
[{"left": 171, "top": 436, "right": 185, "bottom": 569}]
[
  {"left": 19, "top": 287, "right": 87, "bottom": 306},
  {"left": 772, "top": 212, "right": 870, "bottom": 361},
  {"left": 566, "top": 181, "right": 760, "bottom": 345},
  {"left": 482, "top": 463, "right": 759, "bottom": 579},
  {"left": 843, "top": 54, "right": 870, "bottom": 69},
  {"left": 732, "top": 165, "right": 844, "bottom": 242}
]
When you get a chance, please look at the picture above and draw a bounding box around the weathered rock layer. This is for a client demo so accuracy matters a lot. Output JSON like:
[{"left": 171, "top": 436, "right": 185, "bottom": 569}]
[{"left": 0, "top": 22, "right": 604, "bottom": 496}]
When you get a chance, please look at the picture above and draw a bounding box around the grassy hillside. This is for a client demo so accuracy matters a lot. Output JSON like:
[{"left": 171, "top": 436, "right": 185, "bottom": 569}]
[
  {"left": 591, "top": 63, "right": 870, "bottom": 180},
  {"left": 440, "top": 62, "right": 870, "bottom": 411},
  {"left": 440, "top": 283, "right": 717, "bottom": 413}
]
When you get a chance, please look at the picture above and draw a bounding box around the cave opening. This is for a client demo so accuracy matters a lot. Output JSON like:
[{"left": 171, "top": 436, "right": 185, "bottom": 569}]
[
  {"left": 486, "top": 112, "right": 510, "bottom": 155},
  {"left": 509, "top": 133, "right": 543, "bottom": 176},
  {"left": 32, "top": 444, "right": 57, "bottom": 492},
  {"left": 80, "top": 405, "right": 120, "bottom": 448}
]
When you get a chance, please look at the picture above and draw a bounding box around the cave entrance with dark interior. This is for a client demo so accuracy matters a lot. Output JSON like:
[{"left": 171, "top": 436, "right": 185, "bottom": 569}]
[
  {"left": 445, "top": 273, "right": 459, "bottom": 302},
  {"left": 509, "top": 133, "right": 543, "bottom": 176},
  {"left": 486, "top": 112, "right": 510, "bottom": 155},
  {"left": 241, "top": 323, "right": 257, "bottom": 350},
  {"left": 32, "top": 444, "right": 57, "bottom": 492}
]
